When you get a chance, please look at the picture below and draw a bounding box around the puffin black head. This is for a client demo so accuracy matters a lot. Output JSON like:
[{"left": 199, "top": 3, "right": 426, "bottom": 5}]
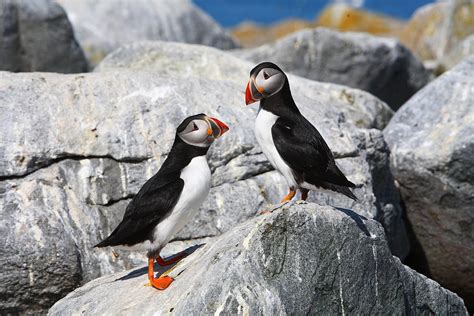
[
  {"left": 177, "top": 113, "right": 229, "bottom": 148},
  {"left": 245, "top": 62, "right": 287, "bottom": 105}
]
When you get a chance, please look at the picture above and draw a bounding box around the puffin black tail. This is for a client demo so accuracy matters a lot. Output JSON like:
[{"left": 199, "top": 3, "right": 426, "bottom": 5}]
[
  {"left": 338, "top": 186, "right": 358, "bottom": 201},
  {"left": 94, "top": 239, "right": 111, "bottom": 248},
  {"left": 94, "top": 232, "right": 125, "bottom": 248},
  {"left": 94, "top": 228, "right": 121, "bottom": 248},
  {"left": 317, "top": 180, "right": 358, "bottom": 201}
]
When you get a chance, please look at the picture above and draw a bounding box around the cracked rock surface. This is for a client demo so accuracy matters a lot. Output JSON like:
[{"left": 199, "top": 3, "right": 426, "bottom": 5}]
[
  {"left": 0, "top": 42, "right": 407, "bottom": 314},
  {"left": 49, "top": 203, "right": 468, "bottom": 315},
  {"left": 384, "top": 55, "right": 474, "bottom": 311}
]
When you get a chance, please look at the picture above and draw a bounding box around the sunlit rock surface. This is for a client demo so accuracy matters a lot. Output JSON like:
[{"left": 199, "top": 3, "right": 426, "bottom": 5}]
[
  {"left": 49, "top": 203, "right": 467, "bottom": 315},
  {"left": 384, "top": 55, "right": 474, "bottom": 311}
]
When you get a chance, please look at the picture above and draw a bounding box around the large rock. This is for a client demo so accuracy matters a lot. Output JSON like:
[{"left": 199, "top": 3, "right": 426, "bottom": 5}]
[
  {"left": 0, "top": 0, "right": 87, "bottom": 73},
  {"left": 384, "top": 55, "right": 474, "bottom": 311},
  {"left": 440, "top": 35, "right": 474, "bottom": 70},
  {"left": 49, "top": 203, "right": 467, "bottom": 315},
  {"left": 233, "top": 28, "right": 432, "bottom": 110},
  {"left": 0, "top": 42, "right": 407, "bottom": 314},
  {"left": 400, "top": 0, "right": 474, "bottom": 63},
  {"left": 57, "top": 0, "right": 239, "bottom": 67}
]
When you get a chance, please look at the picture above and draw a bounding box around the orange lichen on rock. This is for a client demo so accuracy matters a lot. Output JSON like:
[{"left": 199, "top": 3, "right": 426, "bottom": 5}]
[
  {"left": 231, "top": 20, "right": 312, "bottom": 48},
  {"left": 400, "top": 0, "right": 474, "bottom": 61},
  {"left": 315, "top": 4, "right": 405, "bottom": 36},
  {"left": 231, "top": 1, "right": 473, "bottom": 68},
  {"left": 231, "top": 4, "right": 405, "bottom": 48}
]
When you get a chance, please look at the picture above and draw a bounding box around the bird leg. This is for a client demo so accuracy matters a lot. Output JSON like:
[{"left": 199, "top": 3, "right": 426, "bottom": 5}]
[
  {"left": 280, "top": 187, "right": 296, "bottom": 203},
  {"left": 148, "top": 258, "right": 174, "bottom": 290},
  {"left": 301, "top": 189, "right": 309, "bottom": 201},
  {"left": 155, "top": 251, "right": 188, "bottom": 266}
]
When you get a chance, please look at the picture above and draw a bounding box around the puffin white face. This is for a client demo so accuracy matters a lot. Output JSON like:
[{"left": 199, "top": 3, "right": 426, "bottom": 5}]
[
  {"left": 177, "top": 115, "right": 229, "bottom": 148},
  {"left": 245, "top": 66, "right": 286, "bottom": 105}
]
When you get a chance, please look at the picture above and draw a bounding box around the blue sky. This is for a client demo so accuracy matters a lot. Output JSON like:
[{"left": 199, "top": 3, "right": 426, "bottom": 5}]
[{"left": 193, "top": 0, "right": 434, "bottom": 28}]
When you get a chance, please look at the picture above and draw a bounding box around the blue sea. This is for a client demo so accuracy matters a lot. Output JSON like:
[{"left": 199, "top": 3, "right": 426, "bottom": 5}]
[{"left": 193, "top": 0, "right": 434, "bottom": 27}]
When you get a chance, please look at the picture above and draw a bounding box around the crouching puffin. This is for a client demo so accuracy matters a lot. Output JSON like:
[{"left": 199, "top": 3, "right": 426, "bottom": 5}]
[
  {"left": 245, "top": 62, "right": 357, "bottom": 205},
  {"left": 95, "top": 113, "right": 229, "bottom": 290}
]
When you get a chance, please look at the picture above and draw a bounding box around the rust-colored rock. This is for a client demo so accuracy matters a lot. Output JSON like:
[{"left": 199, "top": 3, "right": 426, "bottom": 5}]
[
  {"left": 315, "top": 4, "right": 404, "bottom": 37},
  {"left": 400, "top": 0, "right": 474, "bottom": 61},
  {"left": 231, "top": 4, "right": 406, "bottom": 48},
  {"left": 231, "top": 20, "right": 312, "bottom": 48}
]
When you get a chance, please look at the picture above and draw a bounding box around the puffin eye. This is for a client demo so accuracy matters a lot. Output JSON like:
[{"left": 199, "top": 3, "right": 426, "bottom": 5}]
[
  {"left": 192, "top": 122, "right": 199, "bottom": 131},
  {"left": 263, "top": 71, "right": 269, "bottom": 80}
]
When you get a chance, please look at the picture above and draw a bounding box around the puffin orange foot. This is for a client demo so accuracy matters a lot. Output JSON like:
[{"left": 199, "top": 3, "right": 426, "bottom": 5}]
[
  {"left": 149, "top": 275, "right": 174, "bottom": 290},
  {"left": 148, "top": 258, "right": 175, "bottom": 290},
  {"left": 156, "top": 252, "right": 188, "bottom": 266}
]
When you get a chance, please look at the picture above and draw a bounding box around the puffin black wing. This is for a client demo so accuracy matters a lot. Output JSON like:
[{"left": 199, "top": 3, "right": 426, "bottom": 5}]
[
  {"left": 95, "top": 172, "right": 184, "bottom": 248},
  {"left": 272, "top": 116, "right": 357, "bottom": 200}
]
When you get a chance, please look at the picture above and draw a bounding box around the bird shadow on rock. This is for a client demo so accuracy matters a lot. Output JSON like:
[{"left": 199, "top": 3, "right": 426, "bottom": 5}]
[
  {"left": 335, "top": 207, "right": 371, "bottom": 237},
  {"left": 116, "top": 243, "right": 205, "bottom": 281}
]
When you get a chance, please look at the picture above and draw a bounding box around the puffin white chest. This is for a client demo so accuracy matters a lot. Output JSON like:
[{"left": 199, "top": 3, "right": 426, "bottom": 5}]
[
  {"left": 255, "top": 109, "right": 297, "bottom": 187},
  {"left": 153, "top": 155, "right": 211, "bottom": 247}
]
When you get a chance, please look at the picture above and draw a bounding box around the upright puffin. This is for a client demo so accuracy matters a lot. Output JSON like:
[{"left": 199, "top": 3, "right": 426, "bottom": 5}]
[
  {"left": 245, "top": 62, "right": 356, "bottom": 204},
  {"left": 95, "top": 113, "right": 229, "bottom": 290}
]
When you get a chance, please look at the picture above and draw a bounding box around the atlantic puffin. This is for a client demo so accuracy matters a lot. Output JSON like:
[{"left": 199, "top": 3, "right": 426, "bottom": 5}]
[
  {"left": 95, "top": 113, "right": 229, "bottom": 290},
  {"left": 245, "top": 62, "right": 356, "bottom": 204}
]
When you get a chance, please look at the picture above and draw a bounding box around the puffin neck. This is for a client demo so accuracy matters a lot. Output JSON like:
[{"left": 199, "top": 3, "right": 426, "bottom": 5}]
[
  {"left": 260, "top": 81, "right": 300, "bottom": 116},
  {"left": 158, "top": 136, "right": 209, "bottom": 173},
  {"left": 170, "top": 136, "right": 209, "bottom": 158}
]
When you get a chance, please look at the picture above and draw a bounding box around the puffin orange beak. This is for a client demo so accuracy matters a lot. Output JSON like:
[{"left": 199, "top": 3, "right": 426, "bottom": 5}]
[
  {"left": 245, "top": 81, "right": 257, "bottom": 105},
  {"left": 209, "top": 117, "right": 229, "bottom": 138}
]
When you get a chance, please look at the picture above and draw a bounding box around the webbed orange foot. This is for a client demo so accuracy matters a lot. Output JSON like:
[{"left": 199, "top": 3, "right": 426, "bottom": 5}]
[
  {"left": 149, "top": 275, "right": 174, "bottom": 290},
  {"left": 148, "top": 258, "right": 175, "bottom": 290}
]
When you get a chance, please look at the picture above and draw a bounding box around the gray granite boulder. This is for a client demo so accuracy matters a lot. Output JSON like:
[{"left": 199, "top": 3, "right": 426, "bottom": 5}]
[
  {"left": 58, "top": 0, "right": 239, "bottom": 67},
  {"left": 0, "top": 0, "right": 87, "bottom": 73},
  {"left": 233, "top": 28, "right": 432, "bottom": 110},
  {"left": 0, "top": 42, "right": 407, "bottom": 313},
  {"left": 384, "top": 55, "right": 474, "bottom": 311},
  {"left": 440, "top": 35, "right": 474, "bottom": 70},
  {"left": 400, "top": 0, "right": 474, "bottom": 64},
  {"left": 48, "top": 203, "right": 467, "bottom": 315}
]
